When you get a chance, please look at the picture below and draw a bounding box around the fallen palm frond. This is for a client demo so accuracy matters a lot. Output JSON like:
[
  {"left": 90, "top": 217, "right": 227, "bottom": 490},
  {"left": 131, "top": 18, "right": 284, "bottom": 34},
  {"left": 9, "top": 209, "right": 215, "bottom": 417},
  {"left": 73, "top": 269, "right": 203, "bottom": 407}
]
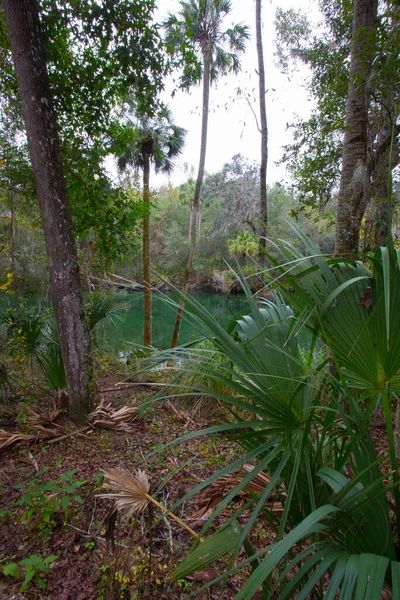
[
  {"left": 99, "top": 467, "right": 198, "bottom": 539},
  {"left": 0, "top": 430, "right": 36, "bottom": 453},
  {"left": 88, "top": 401, "right": 139, "bottom": 432},
  {"left": 25, "top": 406, "right": 62, "bottom": 428},
  {"left": 193, "top": 464, "right": 284, "bottom": 519},
  {"left": 0, "top": 426, "right": 58, "bottom": 454}
]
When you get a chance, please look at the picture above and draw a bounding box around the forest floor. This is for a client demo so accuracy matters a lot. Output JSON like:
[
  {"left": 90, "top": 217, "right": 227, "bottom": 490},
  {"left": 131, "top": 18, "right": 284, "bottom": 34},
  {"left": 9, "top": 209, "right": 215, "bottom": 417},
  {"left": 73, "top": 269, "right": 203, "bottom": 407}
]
[{"left": 0, "top": 356, "right": 267, "bottom": 600}]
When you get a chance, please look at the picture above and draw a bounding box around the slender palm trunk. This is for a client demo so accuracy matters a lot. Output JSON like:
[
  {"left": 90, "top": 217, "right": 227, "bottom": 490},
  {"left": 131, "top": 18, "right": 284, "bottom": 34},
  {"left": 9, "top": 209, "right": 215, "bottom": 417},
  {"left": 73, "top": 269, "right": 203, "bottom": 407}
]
[
  {"left": 171, "top": 55, "right": 211, "bottom": 348},
  {"left": 142, "top": 153, "right": 152, "bottom": 347},
  {"left": 335, "top": 0, "right": 378, "bottom": 256},
  {"left": 9, "top": 188, "right": 15, "bottom": 287},
  {"left": 256, "top": 0, "right": 268, "bottom": 259},
  {"left": 3, "top": 0, "right": 94, "bottom": 422}
]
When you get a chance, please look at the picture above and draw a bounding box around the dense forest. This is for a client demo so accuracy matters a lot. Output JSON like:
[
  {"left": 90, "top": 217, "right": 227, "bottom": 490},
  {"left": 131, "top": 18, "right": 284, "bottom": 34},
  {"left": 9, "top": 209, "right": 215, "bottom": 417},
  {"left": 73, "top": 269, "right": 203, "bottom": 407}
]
[{"left": 0, "top": 0, "right": 399, "bottom": 598}]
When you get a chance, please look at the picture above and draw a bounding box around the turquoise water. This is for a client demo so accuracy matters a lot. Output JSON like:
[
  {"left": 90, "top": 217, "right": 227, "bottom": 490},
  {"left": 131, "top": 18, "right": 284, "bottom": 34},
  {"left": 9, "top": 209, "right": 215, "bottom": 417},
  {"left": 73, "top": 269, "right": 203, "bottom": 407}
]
[{"left": 97, "top": 291, "right": 249, "bottom": 353}]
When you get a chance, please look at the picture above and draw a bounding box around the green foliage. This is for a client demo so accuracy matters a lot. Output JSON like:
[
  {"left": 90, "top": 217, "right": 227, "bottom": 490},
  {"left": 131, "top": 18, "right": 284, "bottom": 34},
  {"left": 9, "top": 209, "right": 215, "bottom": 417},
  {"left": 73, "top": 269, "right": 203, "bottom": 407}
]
[
  {"left": 15, "top": 467, "right": 84, "bottom": 537},
  {"left": 138, "top": 156, "right": 334, "bottom": 284},
  {"left": 85, "top": 290, "right": 127, "bottom": 333},
  {"left": 227, "top": 231, "right": 259, "bottom": 257},
  {"left": 173, "top": 521, "right": 242, "bottom": 580},
  {"left": 0, "top": 0, "right": 164, "bottom": 278},
  {"left": 1, "top": 291, "right": 126, "bottom": 390},
  {"left": 3, "top": 553, "right": 57, "bottom": 592},
  {"left": 116, "top": 102, "right": 187, "bottom": 176},
  {"left": 0, "top": 301, "right": 48, "bottom": 364},
  {"left": 140, "top": 226, "right": 400, "bottom": 598},
  {"left": 164, "top": 0, "right": 250, "bottom": 89},
  {"left": 73, "top": 183, "right": 144, "bottom": 265},
  {"left": 0, "top": 508, "right": 14, "bottom": 529},
  {"left": 275, "top": 0, "right": 399, "bottom": 215}
]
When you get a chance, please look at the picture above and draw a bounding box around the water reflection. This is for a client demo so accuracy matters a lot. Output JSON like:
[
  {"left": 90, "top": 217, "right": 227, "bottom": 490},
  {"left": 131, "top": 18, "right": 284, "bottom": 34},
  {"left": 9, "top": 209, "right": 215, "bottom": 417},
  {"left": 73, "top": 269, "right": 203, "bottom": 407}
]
[{"left": 98, "top": 291, "right": 248, "bottom": 353}]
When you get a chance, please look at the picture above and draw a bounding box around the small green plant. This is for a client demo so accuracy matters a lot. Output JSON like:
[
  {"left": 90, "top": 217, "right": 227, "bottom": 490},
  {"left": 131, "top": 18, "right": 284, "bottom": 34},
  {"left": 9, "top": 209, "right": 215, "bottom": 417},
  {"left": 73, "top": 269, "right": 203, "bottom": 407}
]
[
  {"left": 97, "top": 564, "right": 111, "bottom": 600},
  {"left": 3, "top": 553, "right": 57, "bottom": 592},
  {"left": 175, "top": 578, "right": 195, "bottom": 594},
  {"left": 15, "top": 466, "right": 84, "bottom": 536},
  {"left": 115, "top": 570, "right": 131, "bottom": 598},
  {"left": 94, "top": 470, "right": 105, "bottom": 487},
  {"left": 0, "top": 508, "right": 14, "bottom": 530},
  {"left": 84, "top": 540, "right": 95, "bottom": 551}
]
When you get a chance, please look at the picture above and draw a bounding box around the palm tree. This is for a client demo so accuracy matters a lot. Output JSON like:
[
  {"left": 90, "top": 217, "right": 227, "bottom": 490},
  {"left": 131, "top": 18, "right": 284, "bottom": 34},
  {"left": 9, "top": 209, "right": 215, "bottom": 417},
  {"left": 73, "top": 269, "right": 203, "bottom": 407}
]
[
  {"left": 255, "top": 0, "right": 268, "bottom": 258},
  {"left": 117, "top": 105, "right": 186, "bottom": 346},
  {"left": 165, "top": 0, "right": 250, "bottom": 348}
]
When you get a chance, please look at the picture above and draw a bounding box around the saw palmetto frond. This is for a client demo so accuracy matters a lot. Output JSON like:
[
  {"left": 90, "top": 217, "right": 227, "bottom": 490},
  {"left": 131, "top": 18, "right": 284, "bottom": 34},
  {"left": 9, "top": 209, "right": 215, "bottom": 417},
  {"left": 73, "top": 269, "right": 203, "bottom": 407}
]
[
  {"left": 99, "top": 468, "right": 150, "bottom": 519},
  {"left": 99, "top": 467, "right": 198, "bottom": 538},
  {"left": 88, "top": 401, "right": 138, "bottom": 432}
]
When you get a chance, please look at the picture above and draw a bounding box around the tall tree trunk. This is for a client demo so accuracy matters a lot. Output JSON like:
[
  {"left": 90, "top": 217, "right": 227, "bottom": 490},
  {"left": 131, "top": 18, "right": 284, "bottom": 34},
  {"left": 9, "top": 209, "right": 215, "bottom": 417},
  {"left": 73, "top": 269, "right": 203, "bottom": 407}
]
[
  {"left": 142, "top": 152, "right": 152, "bottom": 347},
  {"left": 3, "top": 0, "right": 94, "bottom": 422},
  {"left": 373, "top": 153, "right": 390, "bottom": 249},
  {"left": 171, "top": 54, "right": 211, "bottom": 348},
  {"left": 335, "top": 0, "right": 378, "bottom": 256},
  {"left": 256, "top": 0, "right": 268, "bottom": 259},
  {"left": 8, "top": 188, "right": 15, "bottom": 289}
]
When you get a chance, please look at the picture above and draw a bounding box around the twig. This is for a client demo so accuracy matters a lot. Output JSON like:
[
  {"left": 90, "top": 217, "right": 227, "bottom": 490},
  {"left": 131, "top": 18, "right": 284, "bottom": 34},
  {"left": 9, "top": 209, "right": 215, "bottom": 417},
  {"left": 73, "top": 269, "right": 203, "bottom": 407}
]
[
  {"left": 66, "top": 524, "right": 130, "bottom": 549},
  {"left": 88, "top": 496, "right": 98, "bottom": 534},
  {"left": 163, "top": 515, "right": 174, "bottom": 553},
  {"left": 146, "top": 494, "right": 199, "bottom": 539},
  {"left": 115, "top": 382, "right": 167, "bottom": 388},
  {"left": 46, "top": 426, "right": 91, "bottom": 445}
]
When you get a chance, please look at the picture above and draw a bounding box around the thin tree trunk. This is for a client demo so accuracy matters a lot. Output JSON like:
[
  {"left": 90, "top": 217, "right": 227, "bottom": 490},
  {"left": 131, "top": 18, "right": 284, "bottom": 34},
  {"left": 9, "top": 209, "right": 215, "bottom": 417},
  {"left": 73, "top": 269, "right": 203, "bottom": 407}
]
[
  {"left": 335, "top": 0, "right": 378, "bottom": 256},
  {"left": 8, "top": 188, "right": 15, "bottom": 288},
  {"left": 3, "top": 0, "right": 94, "bottom": 422},
  {"left": 142, "top": 152, "right": 152, "bottom": 346},
  {"left": 256, "top": 0, "right": 268, "bottom": 259},
  {"left": 371, "top": 120, "right": 400, "bottom": 249},
  {"left": 373, "top": 155, "right": 390, "bottom": 249},
  {"left": 171, "top": 55, "right": 211, "bottom": 348}
]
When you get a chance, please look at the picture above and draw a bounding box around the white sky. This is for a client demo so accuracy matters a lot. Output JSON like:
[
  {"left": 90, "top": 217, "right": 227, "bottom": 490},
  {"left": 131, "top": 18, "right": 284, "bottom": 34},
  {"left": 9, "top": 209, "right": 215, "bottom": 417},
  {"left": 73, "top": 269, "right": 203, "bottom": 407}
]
[
  {"left": 151, "top": 0, "right": 317, "bottom": 187},
  {"left": 106, "top": 0, "right": 319, "bottom": 188}
]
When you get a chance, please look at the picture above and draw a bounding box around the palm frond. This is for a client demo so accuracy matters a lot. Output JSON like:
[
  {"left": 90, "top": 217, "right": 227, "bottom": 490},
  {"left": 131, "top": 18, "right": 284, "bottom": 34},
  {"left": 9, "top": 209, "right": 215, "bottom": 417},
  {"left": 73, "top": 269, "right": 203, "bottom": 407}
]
[
  {"left": 99, "top": 467, "right": 198, "bottom": 537},
  {"left": 100, "top": 468, "right": 150, "bottom": 519},
  {"left": 85, "top": 290, "right": 127, "bottom": 332},
  {"left": 88, "top": 400, "right": 138, "bottom": 432}
]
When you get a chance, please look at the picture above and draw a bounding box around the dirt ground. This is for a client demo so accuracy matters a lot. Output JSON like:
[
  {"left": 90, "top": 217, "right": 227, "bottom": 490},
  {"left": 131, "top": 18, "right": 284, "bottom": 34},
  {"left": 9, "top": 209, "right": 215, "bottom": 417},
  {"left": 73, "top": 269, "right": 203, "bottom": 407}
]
[
  {"left": 0, "top": 357, "right": 392, "bottom": 600},
  {"left": 0, "top": 365, "right": 262, "bottom": 600}
]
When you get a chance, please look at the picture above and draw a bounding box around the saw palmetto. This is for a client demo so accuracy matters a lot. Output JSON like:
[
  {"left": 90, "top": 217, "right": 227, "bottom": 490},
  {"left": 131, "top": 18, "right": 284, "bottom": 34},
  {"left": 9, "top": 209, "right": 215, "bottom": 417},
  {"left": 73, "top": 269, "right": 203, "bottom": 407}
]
[{"left": 99, "top": 467, "right": 198, "bottom": 538}]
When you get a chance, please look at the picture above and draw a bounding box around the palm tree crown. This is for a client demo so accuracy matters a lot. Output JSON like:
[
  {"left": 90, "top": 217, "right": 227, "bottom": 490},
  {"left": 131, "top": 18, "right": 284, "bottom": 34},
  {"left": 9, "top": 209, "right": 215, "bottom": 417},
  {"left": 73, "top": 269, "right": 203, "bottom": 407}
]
[
  {"left": 165, "top": 0, "right": 250, "bottom": 87},
  {"left": 117, "top": 105, "right": 186, "bottom": 175}
]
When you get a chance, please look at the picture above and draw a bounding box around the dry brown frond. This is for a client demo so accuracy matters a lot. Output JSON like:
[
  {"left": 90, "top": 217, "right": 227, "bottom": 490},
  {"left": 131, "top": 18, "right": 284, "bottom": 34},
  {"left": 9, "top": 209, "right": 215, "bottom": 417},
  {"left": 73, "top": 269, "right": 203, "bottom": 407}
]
[
  {"left": 0, "top": 425, "right": 63, "bottom": 454},
  {"left": 26, "top": 407, "right": 62, "bottom": 428},
  {"left": 0, "top": 429, "right": 36, "bottom": 454},
  {"left": 31, "top": 425, "right": 59, "bottom": 437},
  {"left": 99, "top": 467, "right": 199, "bottom": 539},
  {"left": 88, "top": 401, "right": 138, "bottom": 432},
  {"left": 193, "top": 463, "right": 285, "bottom": 518},
  {"left": 99, "top": 468, "right": 150, "bottom": 519}
]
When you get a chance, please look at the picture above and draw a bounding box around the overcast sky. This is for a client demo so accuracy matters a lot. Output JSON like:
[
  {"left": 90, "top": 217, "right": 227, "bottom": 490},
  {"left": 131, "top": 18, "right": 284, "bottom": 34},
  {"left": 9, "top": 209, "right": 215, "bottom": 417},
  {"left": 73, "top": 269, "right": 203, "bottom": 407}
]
[
  {"left": 155, "top": 0, "right": 319, "bottom": 187},
  {"left": 109, "top": 0, "right": 319, "bottom": 188}
]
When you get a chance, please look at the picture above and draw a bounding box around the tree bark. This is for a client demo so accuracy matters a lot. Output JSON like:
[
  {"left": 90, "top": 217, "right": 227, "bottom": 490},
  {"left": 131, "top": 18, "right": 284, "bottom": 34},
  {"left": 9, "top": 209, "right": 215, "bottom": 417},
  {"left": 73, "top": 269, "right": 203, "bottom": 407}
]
[
  {"left": 171, "top": 54, "right": 211, "bottom": 348},
  {"left": 256, "top": 0, "right": 268, "bottom": 258},
  {"left": 335, "top": 0, "right": 378, "bottom": 256},
  {"left": 142, "top": 152, "right": 152, "bottom": 346},
  {"left": 3, "top": 0, "right": 94, "bottom": 422},
  {"left": 370, "top": 122, "right": 400, "bottom": 249}
]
